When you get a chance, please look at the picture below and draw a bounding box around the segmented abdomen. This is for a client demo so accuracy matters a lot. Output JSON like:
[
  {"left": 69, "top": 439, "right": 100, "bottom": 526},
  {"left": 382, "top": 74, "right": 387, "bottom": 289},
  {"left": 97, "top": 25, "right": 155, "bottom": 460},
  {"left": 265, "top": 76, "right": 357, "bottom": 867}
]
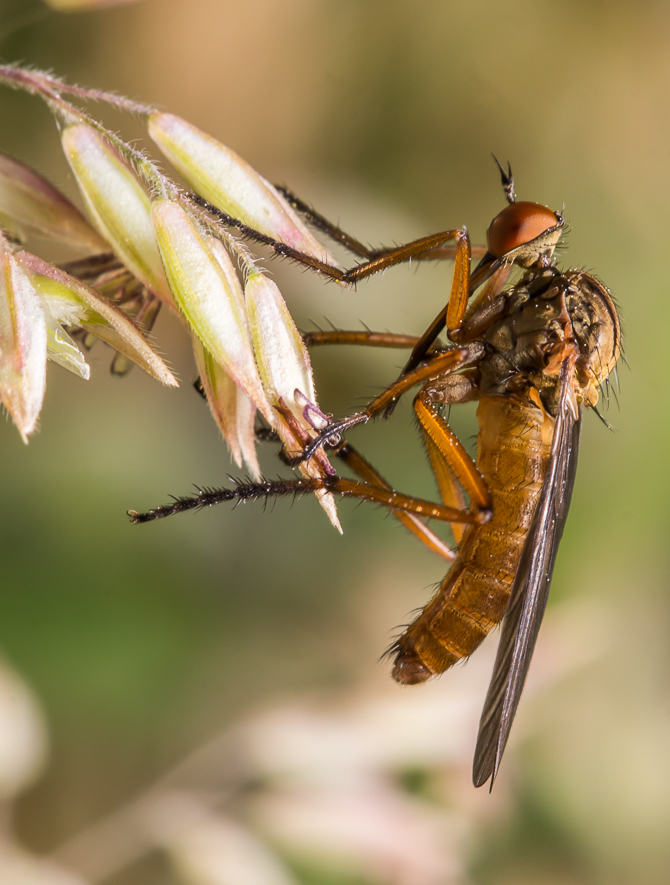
[{"left": 392, "top": 394, "right": 554, "bottom": 685}]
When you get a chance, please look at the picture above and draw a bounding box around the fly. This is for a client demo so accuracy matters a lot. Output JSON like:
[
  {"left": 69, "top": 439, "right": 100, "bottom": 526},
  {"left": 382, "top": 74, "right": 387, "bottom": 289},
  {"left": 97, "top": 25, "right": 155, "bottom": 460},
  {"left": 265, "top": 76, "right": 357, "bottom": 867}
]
[{"left": 129, "top": 160, "right": 622, "bottom": 789}]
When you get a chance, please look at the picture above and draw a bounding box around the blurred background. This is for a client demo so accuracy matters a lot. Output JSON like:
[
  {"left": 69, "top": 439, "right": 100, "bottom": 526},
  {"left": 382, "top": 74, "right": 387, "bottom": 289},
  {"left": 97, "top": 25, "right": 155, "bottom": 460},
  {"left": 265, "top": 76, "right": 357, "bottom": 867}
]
[{"left": 0, "top": 1, "right": 668, "bottom": 883}]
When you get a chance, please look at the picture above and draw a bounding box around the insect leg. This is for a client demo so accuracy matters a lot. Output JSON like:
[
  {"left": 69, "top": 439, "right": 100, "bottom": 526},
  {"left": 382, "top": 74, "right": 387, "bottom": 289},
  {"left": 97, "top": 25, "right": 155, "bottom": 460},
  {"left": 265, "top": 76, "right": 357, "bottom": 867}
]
[
  {"left": 302, "top": 330, "right": 421, "bottom": 349},
  {"left": 286, "top": 343, "right": 485, "bottom": 465},
  {"left": 397, "top": 252, "right": 511, "bottom": 394},
  {"left": 252, "top": 425, "right": 454, "bottom": 560},
  {"left": 396, "top": 156, "right": 515, "bottom": 378},
  {"left": 334, "top": 441, "right": 456, "bottom": 561},
  {"left": 463, "top": 263, "right": 513, "bottom": 322},
  {"left": 273, "top": 187, "right": 374, "bottom": 258},
  {"left": 128, "top": 474, "right": 491, "bottom": 526},
  {"left": 414, "top": 379, "right": 490, "bottom": 543},
  {"left": 275, "top": 186, "right": 488, "bottom": 264},
  {"left": 192, "top": 331, "right": 431, "bottom": 404},
  {"left": 190, "top": 194, "right": 474, "bottom": 286}
]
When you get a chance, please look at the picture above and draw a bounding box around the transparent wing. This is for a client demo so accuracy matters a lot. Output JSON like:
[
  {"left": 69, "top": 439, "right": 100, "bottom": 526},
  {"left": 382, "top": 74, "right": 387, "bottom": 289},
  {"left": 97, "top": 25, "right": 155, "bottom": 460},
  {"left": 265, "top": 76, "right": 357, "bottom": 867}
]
[{"left": 472, "top": 366, "right": 582, "bottom": 789}]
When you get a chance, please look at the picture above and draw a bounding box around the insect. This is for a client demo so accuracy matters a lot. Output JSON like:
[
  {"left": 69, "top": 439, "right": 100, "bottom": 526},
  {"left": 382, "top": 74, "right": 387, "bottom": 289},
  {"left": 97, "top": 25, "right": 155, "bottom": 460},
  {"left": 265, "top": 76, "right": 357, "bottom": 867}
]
[{"left": 130, "top": 161, "right": 621, "bottom": 788}]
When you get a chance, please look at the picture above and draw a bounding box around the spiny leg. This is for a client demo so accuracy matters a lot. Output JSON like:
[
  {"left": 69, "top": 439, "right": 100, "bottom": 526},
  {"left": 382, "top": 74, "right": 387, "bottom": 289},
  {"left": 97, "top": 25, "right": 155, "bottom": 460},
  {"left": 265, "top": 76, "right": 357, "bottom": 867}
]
[
  {"left": 302, "top": 330, "right": 421, "bottom": 349},
  {"left": 334, "top": 441, "right": 456, "bottom": 561},
  {"left": 275, "top": 185, "right": 487, "bottom": 263},
  {"left": 190, "top": 192, "right": 489, "bottom": 405},
  {"left": 128, "top": 473, "right": 490, "bottom": 527},
  {"left": 338, "top": 228, "right": 472, "bottom": 286},
  {"left": 190, "top": 193, "right": 473, "bottom": 287},
  {"left": 380, "top": 227, "right": 477, "bottom": 417},
  {"left": 192, "top": 329, "right": 427, "bottom": 396},
  {"left": 274, "top": 186, "right": 373, "bottom": 258},
  {"left": 288, "top": 343, "right": 485, "bottom": 466},
  {"left": 396, "top": 156, "right": 517, "bottom": 381},
  {"left": 393, "top": 254, "right": 510, "bottom": 401},
  {"left": 254, "top": 426, "right": 456, "bottom": 561},
  {"left": 300, "top": 252, "right": 485, "bottom": 449},
  {"left": 188, "top": 191, "right": 493, "bottom": 385}
]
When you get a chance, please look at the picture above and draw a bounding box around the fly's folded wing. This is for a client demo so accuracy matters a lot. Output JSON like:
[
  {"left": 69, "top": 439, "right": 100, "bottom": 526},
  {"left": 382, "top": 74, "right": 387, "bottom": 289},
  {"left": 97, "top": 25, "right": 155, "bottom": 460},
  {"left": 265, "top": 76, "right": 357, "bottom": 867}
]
[{"left": 473, "top": 364, "right": 582, "bottom": 789}]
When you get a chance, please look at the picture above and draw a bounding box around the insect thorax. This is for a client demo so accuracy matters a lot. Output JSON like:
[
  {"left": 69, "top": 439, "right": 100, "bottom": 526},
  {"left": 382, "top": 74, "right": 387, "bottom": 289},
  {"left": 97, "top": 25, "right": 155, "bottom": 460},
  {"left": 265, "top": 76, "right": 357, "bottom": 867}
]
[{"left": 476, "top": 266, "right": 620, "bottom": 415}]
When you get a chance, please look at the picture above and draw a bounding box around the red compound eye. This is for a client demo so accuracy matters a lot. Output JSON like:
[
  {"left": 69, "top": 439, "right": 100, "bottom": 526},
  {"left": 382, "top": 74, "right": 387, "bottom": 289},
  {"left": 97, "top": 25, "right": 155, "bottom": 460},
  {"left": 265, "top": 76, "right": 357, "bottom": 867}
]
[{"left": 486, "top": 201, "right": 560, "bottom": 258}]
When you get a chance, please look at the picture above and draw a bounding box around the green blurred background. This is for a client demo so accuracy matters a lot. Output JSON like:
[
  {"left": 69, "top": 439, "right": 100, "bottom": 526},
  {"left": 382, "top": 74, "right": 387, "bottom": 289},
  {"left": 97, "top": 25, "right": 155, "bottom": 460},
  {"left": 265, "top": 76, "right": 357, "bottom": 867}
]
[{"left": 0, "top": 0, "right": 669, "bottom": 883}]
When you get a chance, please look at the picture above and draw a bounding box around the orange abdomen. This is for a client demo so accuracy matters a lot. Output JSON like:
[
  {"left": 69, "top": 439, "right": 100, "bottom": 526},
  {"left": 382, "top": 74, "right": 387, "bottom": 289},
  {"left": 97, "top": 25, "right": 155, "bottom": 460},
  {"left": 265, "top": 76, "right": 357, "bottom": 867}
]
[{"left": 392, "top": 394, "right": 554, "bottom": 684}]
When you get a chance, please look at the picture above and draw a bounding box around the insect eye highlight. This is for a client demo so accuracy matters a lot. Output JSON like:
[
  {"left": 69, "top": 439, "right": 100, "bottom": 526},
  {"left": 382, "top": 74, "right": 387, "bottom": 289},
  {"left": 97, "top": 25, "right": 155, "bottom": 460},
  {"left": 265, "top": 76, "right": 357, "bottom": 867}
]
[{"left": 486, "top": 201, "right": 562, "bottom": 258}]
